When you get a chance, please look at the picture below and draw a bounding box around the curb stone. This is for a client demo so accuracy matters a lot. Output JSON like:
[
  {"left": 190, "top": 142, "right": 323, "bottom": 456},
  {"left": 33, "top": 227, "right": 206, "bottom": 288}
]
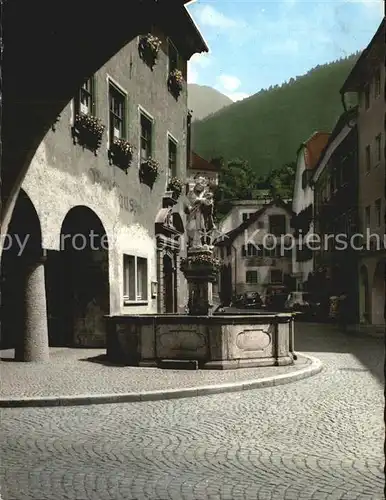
[{"left": 0, "top": 354, "right": 322, "bottom": 408}]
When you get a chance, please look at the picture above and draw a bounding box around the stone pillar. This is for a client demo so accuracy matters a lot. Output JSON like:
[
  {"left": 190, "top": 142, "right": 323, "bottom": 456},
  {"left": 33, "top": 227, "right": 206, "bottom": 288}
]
[{"left": 16, "top": 250, "right": 49, "bottom": 362}]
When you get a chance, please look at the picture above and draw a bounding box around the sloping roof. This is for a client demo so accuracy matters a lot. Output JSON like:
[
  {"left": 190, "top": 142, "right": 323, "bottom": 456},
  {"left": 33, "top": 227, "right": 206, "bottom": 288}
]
[
  {"left": 340, "top": 18, "right": 385, "bottom": 93},
  {"left": 311, "top": 106, "right": 358, "bottom": 183},
  {"left": 190, "top": 152, "right": 222, "bottom": 172},
  {"left": 216, "top": 197, "right": 294, "bottom": 246},
  {"left": 297, "top": 132, "right": 331, "bottom": 170}
]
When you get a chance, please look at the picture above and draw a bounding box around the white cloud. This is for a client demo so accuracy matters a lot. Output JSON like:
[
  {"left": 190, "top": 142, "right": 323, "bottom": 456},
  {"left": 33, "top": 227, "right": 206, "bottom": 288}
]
[
  {"left": 188, "top": 53, "right": 212, "bottom": 84},
  {"left": 225, "top": 92, "right": 249, "bottom": 102},
  {"left": 194, "top": 5, "right": 240, "bottom": 29},
  {"left": 190, "top": 53, "right": 212, "bottom": 68},
  {"left": 188, "top": 65, "right": 199, "bottom": 84},
  {"left": 217, "top": 74, "right": 241, "bottom": 92}
]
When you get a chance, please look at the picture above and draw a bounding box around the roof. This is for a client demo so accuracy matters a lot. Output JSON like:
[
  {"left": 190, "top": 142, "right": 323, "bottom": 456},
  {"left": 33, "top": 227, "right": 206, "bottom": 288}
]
[
  {"left": 183, "top": 3, "right": 209, "bottom": 55},
  {"left": 297, "top": 132, "right": 331, "bottom": 170},
  {"left": 340, "top": 18, "right": 385, "bottom": 93},
  {"left": 190, "top": 152, "right": 222, "bottom": 172},
  {"left": 216, "top": 197, "right": 294, "bottom": 247},
  {"left": 311, "top": 106, "right": 358, "bottom": 183}
]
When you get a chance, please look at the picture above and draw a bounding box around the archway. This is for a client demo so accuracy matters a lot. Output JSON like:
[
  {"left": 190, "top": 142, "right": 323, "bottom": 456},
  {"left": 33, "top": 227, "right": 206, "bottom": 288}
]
[
  {"left": 359, "top": 265, "right": 370, "bottom": 324},
  {"left": 163, "top": 254, "right": 177, "bottom": 313},
  {"left": 371, "top": 260, "right": 385, "bottom": 326},
  {"left": 1, "top": 189, "right": 49, "bottom": 360},
  {"left": 53, "top": 206, "right": 110, "bottom": 347}
]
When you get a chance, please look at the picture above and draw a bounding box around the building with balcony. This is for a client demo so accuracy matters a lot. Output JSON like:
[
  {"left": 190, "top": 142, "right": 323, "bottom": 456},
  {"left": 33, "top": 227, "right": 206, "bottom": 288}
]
[
  {"left": 310, "top": 107, "right": 359, "bottom": 322},
  {"left": 291, "top": 131, "right": 330, "bottom": 289},
  {"left": 340, "top": 18, "right": 385, "bottom": 331},
  {"left": 215, "top": 198, "right": 294, "bottom": 305},
  {"left": 1, "top": 7, "right": 208, "bottom": 358}
]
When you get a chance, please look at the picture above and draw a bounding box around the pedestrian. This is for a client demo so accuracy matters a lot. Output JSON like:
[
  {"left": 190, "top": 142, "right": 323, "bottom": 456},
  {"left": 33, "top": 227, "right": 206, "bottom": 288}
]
[{"left": 338, "top": 292, "right": 348, "bottom": 331}]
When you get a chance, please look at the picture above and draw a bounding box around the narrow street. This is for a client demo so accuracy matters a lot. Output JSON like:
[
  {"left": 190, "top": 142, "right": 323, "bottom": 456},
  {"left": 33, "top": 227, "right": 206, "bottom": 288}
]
[{"left": 1, "top": 323, "right": 384, "bottom": 500}]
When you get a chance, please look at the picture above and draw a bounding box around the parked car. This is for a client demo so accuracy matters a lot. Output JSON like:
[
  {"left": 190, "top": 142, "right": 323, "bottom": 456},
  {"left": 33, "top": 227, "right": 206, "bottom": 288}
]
[
  {"left": 242, "top": 291, "right": 264, "bottom": 309},
  {"left": 284, "top": 291, "right": 323, "bottom": 319}
]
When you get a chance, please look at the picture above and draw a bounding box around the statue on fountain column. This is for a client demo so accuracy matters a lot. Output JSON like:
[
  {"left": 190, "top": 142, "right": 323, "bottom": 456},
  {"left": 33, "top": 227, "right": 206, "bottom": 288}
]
[{"left": 185, "top": 176, "right": 216, "bottom": 250}]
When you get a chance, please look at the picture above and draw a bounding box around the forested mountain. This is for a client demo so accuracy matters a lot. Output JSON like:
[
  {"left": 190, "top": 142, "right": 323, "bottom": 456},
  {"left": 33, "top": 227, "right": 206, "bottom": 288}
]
[
  {"left": 188, "top": 84, "right": 233, "bottom": 121},
  {"left": 192, "top": 54, "right": 360, "bottom": 178}
]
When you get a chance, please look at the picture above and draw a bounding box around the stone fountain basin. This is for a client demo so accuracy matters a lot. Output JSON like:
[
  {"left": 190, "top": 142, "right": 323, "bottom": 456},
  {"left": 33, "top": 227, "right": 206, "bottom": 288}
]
[{"left": 106, "top": 313, "right": 295, "bottom": 369}]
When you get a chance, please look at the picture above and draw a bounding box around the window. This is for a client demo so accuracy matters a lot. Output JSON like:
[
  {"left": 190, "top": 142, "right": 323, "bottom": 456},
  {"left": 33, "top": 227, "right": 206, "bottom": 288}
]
[
  {"left": 246, "top": 270, "right": 258, "bottom": 284},
  {"left": 365, "top": 145, "right": 371, "bottom": 173},
  {"left": 168, "top": 137, "right": 177, "bottom": 180},
  {"left": 375, "top": 134, "right": 381, "bottom": 164},
  {"left": 375, "top": 199, "right": 381, "bottom": 227},
  {"left": 365, "top": 206, "right": 371, "bottom": 230},
  {"left": 364, "top": 83, "right": 370, "bottom": 109},
  {"left": 374, "top": 69, "right": 381, "bottom": 98},
  {"left": 140, "top": 112, "right": 153, "bottom": 162},
  {"left": 123, "top": 255, "right": 148, "bottom": 302},
  {"left": 269, "top": 215, "right": 286, "bottom": 236},
  {"left": 137, "top": 257, "right": 148, "bottom": 301},
  {"left": 168, "top": 39, "right": 178, "bottom": 73},
  {"left": 75, "top": 76, "right": 95, "bottom": 116},
  {"left": 270, "top": 269, "right": 283, "bottom": 284},
  {"left": 123, "top": 255, "right": 135, "bottom": 301},
  {"left": 109, "top": 83, "right": 126, "bottom": 143},
  {"left": 242, "top": 212, "right": 249, "bottom": 222}
]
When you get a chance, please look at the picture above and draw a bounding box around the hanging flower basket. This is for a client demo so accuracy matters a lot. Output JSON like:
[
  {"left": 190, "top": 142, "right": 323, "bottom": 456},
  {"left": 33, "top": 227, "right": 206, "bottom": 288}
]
[
  {"left": 168, "top": 69, "right": 184, "bottom": 98},
  {"left": 167, "top": 177, "right": 184, "bottom": 199},
  {"left": 109, "top": 138, "right": 134, "bottom": 172},
  {"left": 139, "top": 157, "right": 160, "bottom": 187},
  {"left": 72, "top": 113, "right": 105, "bottom": 153},
  {"left": 138, "top": 34, "right": 162, "bottom": 69}
]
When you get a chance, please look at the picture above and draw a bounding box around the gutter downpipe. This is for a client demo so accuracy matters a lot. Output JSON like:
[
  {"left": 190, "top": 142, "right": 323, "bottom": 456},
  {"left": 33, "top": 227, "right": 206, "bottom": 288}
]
[{"left": 232, "top": 243, "right": 237, "bottom": 297}]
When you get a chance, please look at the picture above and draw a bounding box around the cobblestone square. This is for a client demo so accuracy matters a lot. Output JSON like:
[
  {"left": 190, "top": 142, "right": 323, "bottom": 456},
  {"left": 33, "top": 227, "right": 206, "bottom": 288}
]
[{"left": 0, "top": 323, "right": 384, "bottom": 500}]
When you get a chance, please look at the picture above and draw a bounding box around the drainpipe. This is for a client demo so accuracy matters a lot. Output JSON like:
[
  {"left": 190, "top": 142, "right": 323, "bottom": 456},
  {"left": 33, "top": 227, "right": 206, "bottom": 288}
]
[
  {"left": 232, "top": 244, "right": 237, "bottom": 297},
  {"left": 340, "top": 90, "right": 348, "bottom": 113}
]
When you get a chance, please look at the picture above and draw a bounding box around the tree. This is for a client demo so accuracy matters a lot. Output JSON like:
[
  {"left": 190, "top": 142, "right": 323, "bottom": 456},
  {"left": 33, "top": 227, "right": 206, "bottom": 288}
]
[
  {"left": 265, "top": 161, "right": 296, "bottom": 199},
  {"left": 213, "top": 158, "right": 258, "bottom": 220}
]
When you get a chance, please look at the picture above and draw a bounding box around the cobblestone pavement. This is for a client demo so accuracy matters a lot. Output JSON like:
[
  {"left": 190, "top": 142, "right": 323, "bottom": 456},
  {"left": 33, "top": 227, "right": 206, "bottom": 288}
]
[
  {"left": 1, "top": 323, "right": 384, "bottom": 500},
  {"left": 0, "top": 349, "right": 311, "bottom": 399}
]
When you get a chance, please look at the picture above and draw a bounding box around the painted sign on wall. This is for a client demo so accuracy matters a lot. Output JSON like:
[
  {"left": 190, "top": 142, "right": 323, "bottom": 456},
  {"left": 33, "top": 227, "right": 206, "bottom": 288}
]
[{"left": 88, "top": 168, "right": 140, "bottom": 214}]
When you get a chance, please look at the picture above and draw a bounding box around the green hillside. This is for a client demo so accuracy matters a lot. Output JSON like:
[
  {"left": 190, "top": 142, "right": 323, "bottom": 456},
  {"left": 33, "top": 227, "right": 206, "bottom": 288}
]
[
  {"left": 188, "top": 84, "right": 233, "bottom": 121},
  {"left": 191, "top": 54, "right": 360, "bottom": 177}
]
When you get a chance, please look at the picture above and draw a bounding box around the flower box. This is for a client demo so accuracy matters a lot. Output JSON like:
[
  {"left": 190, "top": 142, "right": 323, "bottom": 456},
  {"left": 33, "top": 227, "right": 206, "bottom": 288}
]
[
  {"left": 167, "top": 177, "right": 184, "bottom": 199},
  {"left": 109, "top": 138, "right": 134, "bottom": 172},
  {"left": 138, "top": 34, "right": 162, "bottom": 69},
  {"left": 73, "top": 113, "right": 105, "bottom": 153},
  {"left": 168, "top": 69, "right": 184, "bottom": 98},
  {"left": 180, "top": 254, "right": 222, "bottom": 273},
  {"left": 139, "top": 157, "right": 160, "bottom": 187}
]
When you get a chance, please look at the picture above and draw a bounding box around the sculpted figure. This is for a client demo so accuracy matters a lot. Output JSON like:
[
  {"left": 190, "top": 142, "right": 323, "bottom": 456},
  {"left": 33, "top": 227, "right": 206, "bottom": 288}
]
[{"left": 185, "top": 176, "right": 216, "bottom": 249}]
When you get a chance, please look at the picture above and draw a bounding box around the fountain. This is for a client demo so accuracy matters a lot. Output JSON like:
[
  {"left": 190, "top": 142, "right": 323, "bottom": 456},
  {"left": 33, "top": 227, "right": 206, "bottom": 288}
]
[{"left": 106, "top": 177, "right": 296, "bottom": 369}]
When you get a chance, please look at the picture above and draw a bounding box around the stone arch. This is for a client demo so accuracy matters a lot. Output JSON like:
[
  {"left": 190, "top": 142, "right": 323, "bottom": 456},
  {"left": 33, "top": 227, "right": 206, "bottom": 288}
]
[
  {"left": 1, "top": 189, "right": 49, "bottom": 360},
  {"left": 47, "top": 205, "right": 110, "bottom": 347},
  {"left": 371, "top": 259, "right": 385, "bottom": 326},
  {"left": 359, "top": 265, "right": 370, "bottom": 324}
]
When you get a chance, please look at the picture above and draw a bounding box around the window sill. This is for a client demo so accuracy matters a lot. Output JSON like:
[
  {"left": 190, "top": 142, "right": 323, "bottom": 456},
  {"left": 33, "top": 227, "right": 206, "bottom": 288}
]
[{"left": 123, "top": 300, "right": 149, "bottom": 306}]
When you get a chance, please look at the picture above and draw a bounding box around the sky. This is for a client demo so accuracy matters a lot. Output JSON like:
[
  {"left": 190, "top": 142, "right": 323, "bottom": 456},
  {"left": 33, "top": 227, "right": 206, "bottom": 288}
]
[{"left": 186, "top": 0, "right": 385, "bottom": 101}]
